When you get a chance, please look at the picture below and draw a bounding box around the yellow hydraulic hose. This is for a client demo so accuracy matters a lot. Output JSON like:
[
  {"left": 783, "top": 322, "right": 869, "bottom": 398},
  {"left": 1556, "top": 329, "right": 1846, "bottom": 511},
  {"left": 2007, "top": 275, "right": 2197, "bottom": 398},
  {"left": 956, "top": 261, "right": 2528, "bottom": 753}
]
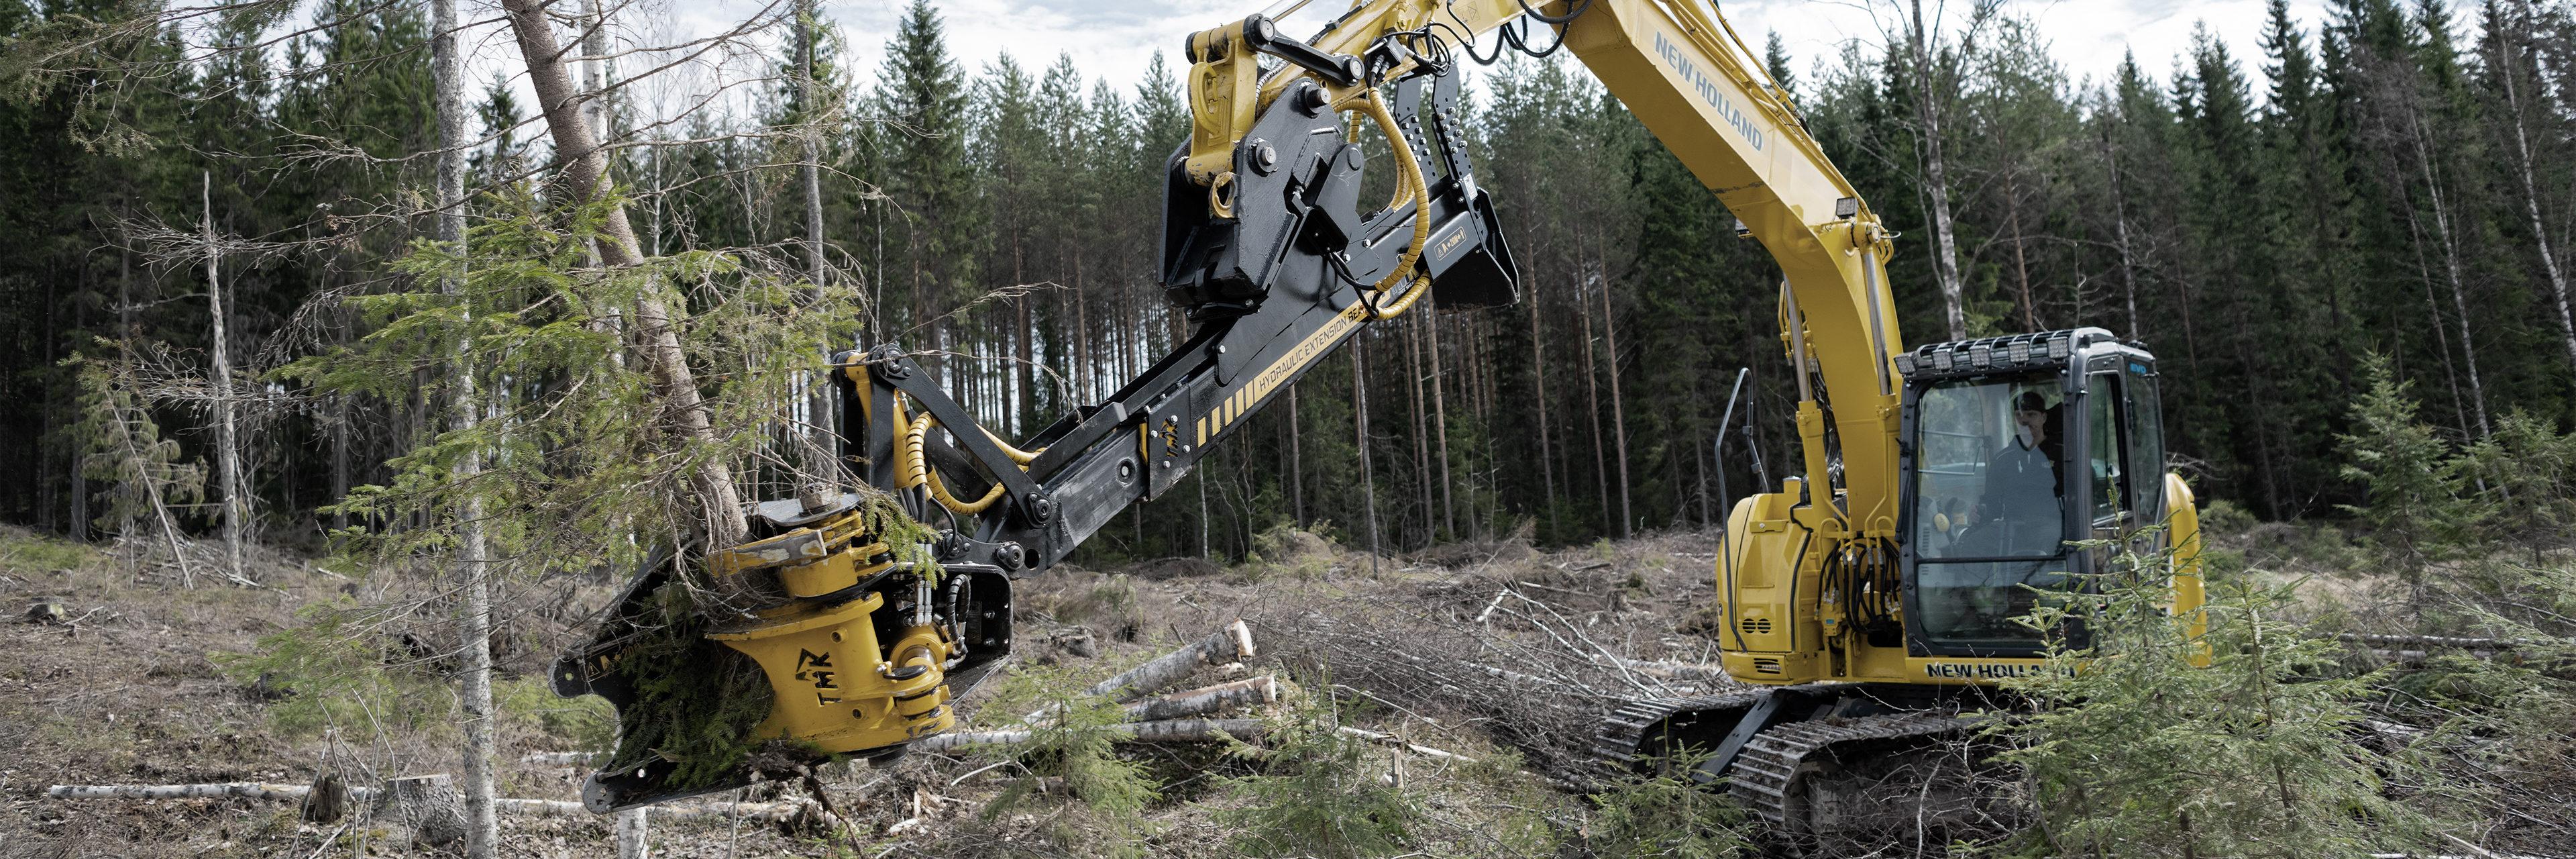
[
  {"left": 899, "top": 408, "right": 1040, "bottom": 515},
  {"left": 1358, "top": 90, "right": 1432, "bottom": 301},
  {"left": 1371, "top": 274, "right": 1434, "bottom": 319}
]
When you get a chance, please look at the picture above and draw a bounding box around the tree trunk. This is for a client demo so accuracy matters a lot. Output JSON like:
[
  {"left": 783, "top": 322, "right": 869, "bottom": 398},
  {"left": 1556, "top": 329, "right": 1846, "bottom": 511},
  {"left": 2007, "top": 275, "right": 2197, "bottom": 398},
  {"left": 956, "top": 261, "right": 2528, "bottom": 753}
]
[
  {"left": 1695, "top": 425, "right": 1712, "bottom": 526},
  {"left": 1287, "top": 386, "right": 1303, "bottom": 527},
  {"left": 2106, "top": 133, "right": 2141, "bottom": 340},
  {"left": 331, "top": 395, "right": 350, "bottom": 532},
  {"left": 614, "top": 807, "right": 649, "bottom": 858},
  {"left": 201, "top": 174, "right": 246, "bottom": 580},
  {"left": 1354, "top": 344, "right": 1380, "bottom": 574},
  {"left": 2407, "top": 217, "right": 2476, "bottom": 440},
  {"left": 795, "top": 0, "right": 834, "bottom": 503},
  {"left": 2410, "top": 124, "right": 2492, "bottom": 438},
  {"left": 1907, "top": 0, "right": 1970, "bottom": 341},
  {"left": 433, "top": 5, "right": 498, "bottom": 856},
  {"left": 1405, "top": 309, "right": 1431, "bottom": 546},
  {"left": 1598, "top": 268, "right": 1633, "bottom": 538},
  {"left": 1074, "top": 248, "right": 1090, "bottom": 403},
  {"left": 1527, "top": 276, "right": 1556, "bottom": 536},
  {"left": 2496, "top": 38, "right": 2576, "bottom": 375},
  {"left": 500, "top": 0, "right": 747, "bottom": 549},
  {"left": 1579, "top": 276, "right": 1609, "bottom": 534},
  {"left": 2006, "top": 172, "right": 2037, "bottom": 330},
  {"left": 1425, "top": 296, "right": 1454, "bottom": 538}
]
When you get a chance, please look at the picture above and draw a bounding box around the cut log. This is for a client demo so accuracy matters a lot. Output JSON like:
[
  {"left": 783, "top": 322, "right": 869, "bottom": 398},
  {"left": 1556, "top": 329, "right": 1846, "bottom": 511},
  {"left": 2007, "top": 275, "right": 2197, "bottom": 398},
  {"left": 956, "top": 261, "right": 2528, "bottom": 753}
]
[
  {"left": 48, "top": 779, "right": 817, "bottom": 826},
  {"left": 1085, "top": 619, "right": 1254, "bottom": 701},
  {"left": 1335, "top": 726, "right": 1477, "bottom": 764},
  {"left": 912, "top": 717, "right": 1265, "bottom": 753},
  {"left": 522, "top": 751, "right": 606, "bottom": 766},
  {"left": 48, "top": 782, "right": 321, "bottom": 801},
  {"left": 376, "top": 774, "right": 467, "bottom": 848},
  {"left": 1020, "top": 619, "right": 1256, "bottom": 725},
  {"left": 1120, "top": 676, "right": 1279, "bottom": 722}
]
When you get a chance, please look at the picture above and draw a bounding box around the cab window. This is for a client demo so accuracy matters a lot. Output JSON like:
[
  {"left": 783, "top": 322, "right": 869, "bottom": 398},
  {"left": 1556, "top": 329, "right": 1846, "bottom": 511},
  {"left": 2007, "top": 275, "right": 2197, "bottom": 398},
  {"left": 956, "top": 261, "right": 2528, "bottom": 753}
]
[
  {"left": 2123, "top": 362, "right": 2165, "bottom": 523},
  {"left": 2087, "top": 371, "right": 2127, "bottom": 529},
  {"left": 1913, "top": 373, "right": 2067, "bottom": 560},
  {"left": 1911, "top": 371, "right": 2070, "bottom": 650}
]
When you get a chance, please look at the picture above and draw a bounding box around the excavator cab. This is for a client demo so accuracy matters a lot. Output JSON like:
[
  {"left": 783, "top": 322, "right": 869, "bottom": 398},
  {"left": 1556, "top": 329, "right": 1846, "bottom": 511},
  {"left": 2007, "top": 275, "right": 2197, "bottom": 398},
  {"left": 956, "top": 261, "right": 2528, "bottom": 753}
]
[{"left": 1894, "top": 327, "right": 2166, "bottom": 658}]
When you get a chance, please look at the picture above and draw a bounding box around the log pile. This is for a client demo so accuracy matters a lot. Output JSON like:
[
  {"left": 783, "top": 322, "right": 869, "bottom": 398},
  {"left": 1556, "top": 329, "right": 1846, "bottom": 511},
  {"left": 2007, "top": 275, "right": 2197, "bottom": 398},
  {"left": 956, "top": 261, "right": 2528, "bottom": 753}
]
[{"left": 1251, "top": 579, "right": 1731, "bottom": 782}]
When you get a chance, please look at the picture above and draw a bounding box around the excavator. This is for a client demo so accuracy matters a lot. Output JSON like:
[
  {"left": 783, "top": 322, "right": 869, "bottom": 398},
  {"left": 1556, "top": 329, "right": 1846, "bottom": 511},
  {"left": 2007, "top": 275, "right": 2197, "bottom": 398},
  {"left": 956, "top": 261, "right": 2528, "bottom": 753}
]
[{"left": 550, "top": 0, "right": 2206, "bottom": 836}]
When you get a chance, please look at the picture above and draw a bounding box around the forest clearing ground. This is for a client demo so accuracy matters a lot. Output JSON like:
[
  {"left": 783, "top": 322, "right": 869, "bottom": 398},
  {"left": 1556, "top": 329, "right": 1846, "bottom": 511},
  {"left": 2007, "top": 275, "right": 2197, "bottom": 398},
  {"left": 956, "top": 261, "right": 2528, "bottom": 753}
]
[
  {"left": 11, "top": 515, "right": 2556, "bottom": 857},
  {"left": 0, "top": 523, "right": 1743, "bottom": 858}
]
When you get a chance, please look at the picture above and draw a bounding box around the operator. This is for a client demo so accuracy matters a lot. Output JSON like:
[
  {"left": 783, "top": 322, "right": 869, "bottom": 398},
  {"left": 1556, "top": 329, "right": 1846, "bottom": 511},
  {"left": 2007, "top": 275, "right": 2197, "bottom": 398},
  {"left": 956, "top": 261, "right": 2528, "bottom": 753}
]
[
  {"left": 1972, "top": 391, "right": 2065, "bottom": 556},
  {"left": 1924, "top": 391, "right": 2067, "bottom": 640}
]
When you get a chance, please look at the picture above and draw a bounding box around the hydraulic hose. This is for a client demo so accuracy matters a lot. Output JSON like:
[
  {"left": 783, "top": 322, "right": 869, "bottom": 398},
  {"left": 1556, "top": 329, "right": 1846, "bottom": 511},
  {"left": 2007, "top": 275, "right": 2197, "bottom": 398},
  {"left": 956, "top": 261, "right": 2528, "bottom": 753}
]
[
  {"left": 899, "top": 409, "right": 1040, "bottom": 515},
  {"left": 1358, "top": 89, "right": 1432, "bottom": 301}
]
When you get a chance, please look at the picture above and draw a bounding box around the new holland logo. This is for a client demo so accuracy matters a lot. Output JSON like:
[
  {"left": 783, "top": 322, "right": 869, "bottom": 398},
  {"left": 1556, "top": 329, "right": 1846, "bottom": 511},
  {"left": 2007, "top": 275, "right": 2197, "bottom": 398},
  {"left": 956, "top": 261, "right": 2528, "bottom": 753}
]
[
  {"left": 1652, "top": 30, "right": 1765, "bottom": 152},
  {"left": 1923, "top": 662, "right": 2070, "bottom": 680}
]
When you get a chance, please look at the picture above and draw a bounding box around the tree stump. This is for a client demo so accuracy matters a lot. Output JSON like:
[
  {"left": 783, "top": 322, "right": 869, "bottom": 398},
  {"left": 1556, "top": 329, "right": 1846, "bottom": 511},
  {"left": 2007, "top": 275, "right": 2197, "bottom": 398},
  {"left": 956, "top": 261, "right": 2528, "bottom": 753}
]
[
  {"left": 374, "top": 774, "right": 466, "bottom": 848},
  {"left": 301, "top": 772, "right": 348, "bottom": 823},
  {"left": 614, "top": 808, "right": 649, "bottom": 859}
]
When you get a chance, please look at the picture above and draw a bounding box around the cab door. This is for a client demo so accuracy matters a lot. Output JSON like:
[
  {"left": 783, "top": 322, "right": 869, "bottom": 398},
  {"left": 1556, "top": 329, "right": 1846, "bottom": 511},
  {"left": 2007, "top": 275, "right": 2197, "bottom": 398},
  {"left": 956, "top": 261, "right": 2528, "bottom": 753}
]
[{"left": 2076, "top": 355, "right": 2166, "bottom": 564}]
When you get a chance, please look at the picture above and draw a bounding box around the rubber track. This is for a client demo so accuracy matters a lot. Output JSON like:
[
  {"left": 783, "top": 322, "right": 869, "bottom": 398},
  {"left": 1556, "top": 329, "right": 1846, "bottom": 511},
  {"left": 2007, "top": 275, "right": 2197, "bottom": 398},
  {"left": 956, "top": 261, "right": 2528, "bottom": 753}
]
[
  {"left": 1590, "top": 689, "right": 1770, "bottom": 780},
  {"left": 1725, "top": 710, "right": 1976, "bottom": 826}
]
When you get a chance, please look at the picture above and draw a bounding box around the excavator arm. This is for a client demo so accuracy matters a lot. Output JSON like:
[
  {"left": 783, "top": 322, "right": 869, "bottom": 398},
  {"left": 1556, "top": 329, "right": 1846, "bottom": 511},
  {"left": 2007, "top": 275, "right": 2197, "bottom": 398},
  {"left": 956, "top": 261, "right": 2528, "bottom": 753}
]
[
  {"left": 553, "top": 0, "right": 2163, "bottom": 815},
  {"left": 553, "top": 3, "right": 1527, "bottom": 811}
]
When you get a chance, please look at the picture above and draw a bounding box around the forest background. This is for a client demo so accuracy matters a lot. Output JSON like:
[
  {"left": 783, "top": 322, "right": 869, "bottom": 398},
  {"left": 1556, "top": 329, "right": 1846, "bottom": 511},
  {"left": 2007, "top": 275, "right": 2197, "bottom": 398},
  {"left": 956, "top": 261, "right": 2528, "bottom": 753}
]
[{"left": 2, "top": 0, "right": 2573, "bottom": 563}]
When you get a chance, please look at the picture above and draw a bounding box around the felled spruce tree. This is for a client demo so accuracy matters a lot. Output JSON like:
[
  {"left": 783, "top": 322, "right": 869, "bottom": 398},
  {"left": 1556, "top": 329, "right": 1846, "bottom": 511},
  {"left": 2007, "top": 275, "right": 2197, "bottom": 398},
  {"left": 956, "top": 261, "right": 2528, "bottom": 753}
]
[{"left": 266, "top": 187, "right": 861, "bottom": 775}]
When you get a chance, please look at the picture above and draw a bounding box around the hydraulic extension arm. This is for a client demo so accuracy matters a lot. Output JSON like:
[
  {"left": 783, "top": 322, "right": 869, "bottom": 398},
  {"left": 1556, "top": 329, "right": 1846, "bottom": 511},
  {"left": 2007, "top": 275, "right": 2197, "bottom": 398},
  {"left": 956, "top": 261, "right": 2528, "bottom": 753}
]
[{"left": 555, "top": 10, "right": 1519, "bottom": 811}]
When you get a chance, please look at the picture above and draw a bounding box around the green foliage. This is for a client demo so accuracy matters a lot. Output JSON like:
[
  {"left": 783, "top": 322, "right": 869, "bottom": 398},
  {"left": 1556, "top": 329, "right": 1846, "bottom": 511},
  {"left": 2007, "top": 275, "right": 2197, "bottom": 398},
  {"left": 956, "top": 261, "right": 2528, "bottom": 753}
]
[
  {"left": 2457, "top": 410, "right": 2576, "bottom": 539},
  {"left": 2337, "top": 355, "right": 2482, "bottom": 578},
  {"left": 0, "top": 525, "right": 102, "bottom": 574},
  {"left": 66, "top": 354, "right": 205, "bottom": 538},
  {"left": 599, "top": 581, "right": 777, "bottom": 790},
  {"left": 218, "top": 602, "right": 449, "bottom": 740},
  {"left": 2198, "top": 498, "right": 2258, "bottom": 535},
  {"left": 277, "top": 181, "right": 861, "bottom": 577},
  {"left": 497, "top": 674, "right": 615, "bottom": 751},
  {"left": 970, "top": 664, "right": 1162, "bottom": 856},
  {"left": 1581, "top": 748, "right": 1755, "bottom": 859},
  {"left": 1218, "top": 689, "right": 1421, "bottom": 859},
  {"left": 2002, "top": 542, "right": 2450, "bottom": 858}
]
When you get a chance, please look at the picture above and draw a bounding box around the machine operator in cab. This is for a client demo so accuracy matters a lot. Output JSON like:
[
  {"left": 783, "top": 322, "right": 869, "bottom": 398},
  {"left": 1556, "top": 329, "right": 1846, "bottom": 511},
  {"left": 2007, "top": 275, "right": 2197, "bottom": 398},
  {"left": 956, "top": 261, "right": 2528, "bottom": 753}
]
[{"left": 1919, "top": 388, "right": 2070, "bottom": 646}]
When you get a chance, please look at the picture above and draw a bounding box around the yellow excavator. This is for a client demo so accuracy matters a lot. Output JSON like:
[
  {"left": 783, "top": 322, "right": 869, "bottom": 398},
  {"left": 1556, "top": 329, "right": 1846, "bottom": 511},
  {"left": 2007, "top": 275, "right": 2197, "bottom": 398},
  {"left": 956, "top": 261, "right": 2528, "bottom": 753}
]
[{"left": 551, "top": 0, "right": 2205, "bottom": 833}]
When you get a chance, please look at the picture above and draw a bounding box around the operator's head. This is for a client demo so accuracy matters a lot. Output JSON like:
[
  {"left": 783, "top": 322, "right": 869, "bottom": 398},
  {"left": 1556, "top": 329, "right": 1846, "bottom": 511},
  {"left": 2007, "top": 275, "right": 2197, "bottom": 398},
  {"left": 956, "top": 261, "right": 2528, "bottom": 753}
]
[{"left": 2013, "top": 391, "right": 2050, "bottom": 444}]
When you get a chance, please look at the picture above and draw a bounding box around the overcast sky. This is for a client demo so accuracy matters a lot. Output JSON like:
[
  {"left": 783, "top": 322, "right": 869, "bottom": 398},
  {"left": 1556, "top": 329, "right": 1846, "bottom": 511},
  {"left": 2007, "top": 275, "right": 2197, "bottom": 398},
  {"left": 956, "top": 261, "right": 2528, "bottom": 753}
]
[{"left": 767, "top": 0, "right": 2345, "bottom": 98}]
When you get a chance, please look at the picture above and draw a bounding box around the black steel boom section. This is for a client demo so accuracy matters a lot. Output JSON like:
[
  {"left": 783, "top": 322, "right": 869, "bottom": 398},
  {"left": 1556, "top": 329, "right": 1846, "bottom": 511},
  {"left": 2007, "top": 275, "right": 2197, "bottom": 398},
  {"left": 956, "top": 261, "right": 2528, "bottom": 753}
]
[{"left": 834, "top": 64, "right": 1517, "bottom": 580}]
